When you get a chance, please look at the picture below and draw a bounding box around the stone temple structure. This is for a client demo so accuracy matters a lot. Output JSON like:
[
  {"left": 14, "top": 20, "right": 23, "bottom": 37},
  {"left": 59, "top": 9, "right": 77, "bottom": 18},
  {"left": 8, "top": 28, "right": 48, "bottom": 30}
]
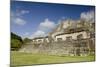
[{"left": 20, "top": 19, "right": 95, "bottom": 56}]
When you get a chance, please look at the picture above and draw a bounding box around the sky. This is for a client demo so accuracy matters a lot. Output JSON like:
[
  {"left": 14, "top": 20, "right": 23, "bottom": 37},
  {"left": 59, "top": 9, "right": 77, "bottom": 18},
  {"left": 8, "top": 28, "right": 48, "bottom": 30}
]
[{"left": 10, "top": 1, "right": 95, "bottom": 39}]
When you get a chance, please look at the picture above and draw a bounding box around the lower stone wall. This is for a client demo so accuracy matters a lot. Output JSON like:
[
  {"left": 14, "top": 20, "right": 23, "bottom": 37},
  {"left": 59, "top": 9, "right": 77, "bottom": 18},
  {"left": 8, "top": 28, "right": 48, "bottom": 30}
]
[{"left": 19, "top": 38, "right": 95, "bottom": 56}]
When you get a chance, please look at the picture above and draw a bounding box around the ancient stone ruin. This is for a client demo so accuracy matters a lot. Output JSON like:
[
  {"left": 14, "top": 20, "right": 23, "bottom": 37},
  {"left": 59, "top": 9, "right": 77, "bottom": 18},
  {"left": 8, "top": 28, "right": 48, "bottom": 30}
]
[{"left": 19, "top": 19, "right": 95, "bottom": 56}]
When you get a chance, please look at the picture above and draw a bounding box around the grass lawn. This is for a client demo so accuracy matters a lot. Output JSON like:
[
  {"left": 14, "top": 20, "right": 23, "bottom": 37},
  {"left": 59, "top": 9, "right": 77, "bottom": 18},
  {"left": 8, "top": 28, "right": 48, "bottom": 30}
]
[{"left": 11, "top": 51, "right": 95, "bottom": 66}]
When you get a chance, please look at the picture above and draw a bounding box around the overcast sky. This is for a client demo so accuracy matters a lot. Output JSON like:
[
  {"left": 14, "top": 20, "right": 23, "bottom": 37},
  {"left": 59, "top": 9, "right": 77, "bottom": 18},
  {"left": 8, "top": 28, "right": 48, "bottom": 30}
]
[{"left": 10, "top": 1, "right": 95, "bottom": 39}]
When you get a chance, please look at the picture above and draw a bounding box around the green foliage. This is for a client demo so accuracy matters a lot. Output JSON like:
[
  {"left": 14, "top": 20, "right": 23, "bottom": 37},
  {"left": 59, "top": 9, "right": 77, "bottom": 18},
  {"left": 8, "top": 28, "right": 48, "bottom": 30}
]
[
  {"left": 11, "top": 32, "right": 23, "bottom": 51},
  {"left": 23, "top": 38, "right": 32, "bottom": 43},
  {"left": 11, "top": 39, "right": 22, "bottom": 50},
  {"left": 11, "top": 32, "right": 23, "bottom": 42}
]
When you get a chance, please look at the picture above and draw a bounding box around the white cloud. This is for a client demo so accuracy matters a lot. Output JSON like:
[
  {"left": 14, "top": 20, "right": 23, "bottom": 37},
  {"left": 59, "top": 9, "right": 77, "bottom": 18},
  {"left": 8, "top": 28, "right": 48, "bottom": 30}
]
[
  {"left": 39, "top": 18, "right": 56, "bottom": 31},
  {"left": 24, "top": 32, "right": 29, "bottom": 36},
  {"left": 11, "top": 10, "right": 27, "bottom": 25},
  {"left": 80, "top": 10, "right": 95, "bottom": 23},
  {"left": 20, "top": 10, "right": 29, "bottom": 14},
  {"left": 16, "top": 10, "right": 29, "bottom": 16},
  {"left": 22, "top": 32, "right": 30, "bottom": 39},
  {"left": 33, "top": 30, "right": 46, "bottom": 37},
  {"left": 29, "top": 30, "right": 46, "bottom": 39},
  {"left": 30, "top": 18, "right": 56, "bottom": 38},
  {"left": 14, "top": 18, "right": 26, "bottom": 25}
]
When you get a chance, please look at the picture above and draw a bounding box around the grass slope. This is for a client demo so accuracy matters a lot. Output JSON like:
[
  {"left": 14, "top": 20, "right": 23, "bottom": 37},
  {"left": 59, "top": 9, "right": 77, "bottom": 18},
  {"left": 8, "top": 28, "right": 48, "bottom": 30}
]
[{"left": 11, "top": 51, "right": 95, "bottom": 66}]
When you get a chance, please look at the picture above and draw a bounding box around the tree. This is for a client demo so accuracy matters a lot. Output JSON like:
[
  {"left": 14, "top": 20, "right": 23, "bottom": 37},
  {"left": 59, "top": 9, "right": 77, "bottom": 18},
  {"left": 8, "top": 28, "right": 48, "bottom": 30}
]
[
  {"left": 11, "top": 32, "right": 23, "bottom": 51},
  {"left": 11, "top": 32, "right": 23, "bottom": 42},
  {"left": 11, "top": 39, "right": 22, "bottom": 50},
  {"left": 23, "top": 38, "right": 32, "bottom": 43}
]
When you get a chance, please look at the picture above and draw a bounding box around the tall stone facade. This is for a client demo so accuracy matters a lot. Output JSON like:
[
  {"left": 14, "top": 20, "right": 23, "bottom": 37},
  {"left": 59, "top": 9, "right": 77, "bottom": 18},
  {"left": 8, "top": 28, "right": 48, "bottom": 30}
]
[{"left": 20, "top": 19, "right": 95, "bottom": 56}]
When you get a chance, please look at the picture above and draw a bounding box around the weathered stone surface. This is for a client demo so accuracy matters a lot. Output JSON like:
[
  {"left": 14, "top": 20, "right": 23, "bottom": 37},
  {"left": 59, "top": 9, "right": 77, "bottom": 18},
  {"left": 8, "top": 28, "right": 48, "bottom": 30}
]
[{"left": 19, "top": 39, "right": 95, "bottom": 56}]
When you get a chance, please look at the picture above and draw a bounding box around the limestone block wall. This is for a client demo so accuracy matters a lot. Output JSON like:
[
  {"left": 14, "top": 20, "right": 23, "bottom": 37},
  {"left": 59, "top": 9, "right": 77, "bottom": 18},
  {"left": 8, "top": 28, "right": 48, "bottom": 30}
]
[{"left": 55, "top": 31, "right": 90, "bottom": 42}]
